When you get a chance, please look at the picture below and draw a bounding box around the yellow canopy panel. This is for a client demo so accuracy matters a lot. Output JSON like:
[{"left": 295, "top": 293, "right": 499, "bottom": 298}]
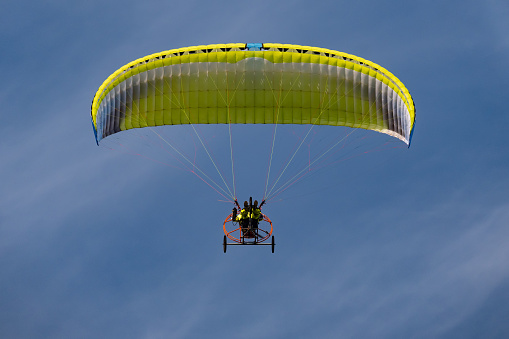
[{"left": 91, "top": 43, "right": 415, "bottom": 145}]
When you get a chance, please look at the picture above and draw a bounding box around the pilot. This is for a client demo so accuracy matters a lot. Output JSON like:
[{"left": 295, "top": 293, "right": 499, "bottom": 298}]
[{"left": 236, "top": 201, "right": 251, "bottom": 235}]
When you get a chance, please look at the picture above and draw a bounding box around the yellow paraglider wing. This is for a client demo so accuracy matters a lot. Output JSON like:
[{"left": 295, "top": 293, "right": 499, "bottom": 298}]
[{"left": 91, "top": 43, "right": 415, "bottom": 145}]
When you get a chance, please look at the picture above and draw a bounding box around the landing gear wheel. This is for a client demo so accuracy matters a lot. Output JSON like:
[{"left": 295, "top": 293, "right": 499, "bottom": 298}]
[
  {"left": 271, "top": 236, "right": 275, "bottom": 253},
  {"left": 223, "top": 235, "right": 227, "bottom": 253}
]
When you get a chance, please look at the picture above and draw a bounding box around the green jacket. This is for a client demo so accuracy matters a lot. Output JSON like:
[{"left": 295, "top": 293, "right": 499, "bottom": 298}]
[
  {"left": 236, "top": 208, "right": 250, "bottom": 221},
  {"left": 250, "top": 208, "right": 262, "bottom": 220}
]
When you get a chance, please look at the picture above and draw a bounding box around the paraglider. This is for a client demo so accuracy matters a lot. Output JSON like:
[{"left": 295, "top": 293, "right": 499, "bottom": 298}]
[{"left": 91, "top": 43, "right": 415, "bottom": 253}]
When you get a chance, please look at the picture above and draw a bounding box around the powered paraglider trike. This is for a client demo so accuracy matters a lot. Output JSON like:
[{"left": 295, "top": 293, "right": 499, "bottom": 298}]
[
  {"left": 223, "top": 212, "right": 274, "bottom": 253},
  {"left": 222, "top": 197, "right": 275, "bottom": 253}
]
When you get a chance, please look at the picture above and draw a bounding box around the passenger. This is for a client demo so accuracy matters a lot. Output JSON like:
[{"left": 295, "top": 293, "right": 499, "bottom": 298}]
[{"left": 250, "top": 200, "right": 263, "bottom": 232}]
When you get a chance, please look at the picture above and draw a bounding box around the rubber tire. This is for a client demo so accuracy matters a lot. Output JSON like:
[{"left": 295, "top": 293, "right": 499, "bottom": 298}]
[
  {"left": 271, "top": 236, "right": 275, "bottom": 253},
  {"left": 223, "top": 235, "right": 227, "bottom": 253}
]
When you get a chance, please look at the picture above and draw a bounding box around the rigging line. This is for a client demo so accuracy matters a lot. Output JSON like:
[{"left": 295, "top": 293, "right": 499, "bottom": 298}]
[
  {"left": 208, "top": 72, "right": 237, "bottom": 200},
  {"left": 105, "top": 95, "right": 225, "bottom": 182},
  {"left": 135, "top": 126, "right": 194, "bottom": 169},
  {"left": 263, "top": 70, "right": 295, "bottom": 200},
  {"left": 265, "top": 167, "right": 310, "bottom": 203},
  {"left": 226, "top": 71, "right": 251, "bottom": 199},
  {"left": 181, "top": 72, "right": 240, "bottom": 200},
  {"left": 263, "top": 117, "right": 279, "bottom": 200},
  {"left": 262, "top": 71, "right": 283, "bottom": 200},
  {"left": 309, "top": 134, "right": 360, "bottom": 168},
  {"left": 100, "top": 79, "right": 234, "bottom": 200},
  {"left": 178, "top": 73, "right": 235, "bottom": 198},
  {"left": 119, "top": 81, "right": 234, "bottom": 199},
  {"left": 267, "top": 107, "right": 372, "bottom": 201},
  {"left": 144, "top": 70, "right": 247, "bottom": 200},
  {"left": 267, "top": 77, "right": 404, "bottom": 202},
  {"left": 206, "top": 72, "right": 247, "bottom": 201},
  {"left": 108, "top": 84, "right": 203, "bottom": 173},
  {"left": 265, "top": 72, "right": 339, "bottom": 197},
  {"left": 265, "top": 78, "right": 337, "bottom": 198},
  {"left": 263, "top": 71, "right": 302, "bottom": 200},
  {"left": 270, "top": 139, "right": 403, "bottom": 203},
  {"left": 264, "top": 121, "right": 314, "bottom": 198},
  {"left": 103, "top": 139, "right": 192, "bottom": 172},
  {"left": 265, "top": 126, "right": 355, "bottom": 201},
  {"left": 188, "top": 165, "right": 235, "bottom": 203},
  {"left": 313, "top": 124, "right": 396, "bottom": 168},
  {"left": 139, "top": 129, "right": 197, "bottom": 172},
  {"left": 266, "top": 86, "right": 382, "bottom": 201},
  {"left": 266, "top": 70, "right": 375, "bottom": 200},
  {"left": 267, "top": 119, "right": 316, "bottom": 191},
  {"left": 266, "top": 86, "right": 364, "bottom": 200},
  {"left": 322, "top": 142, "right": 404, "bottom": 169},
  {"left": 297, "top": 123, "right": 359, "bottom": 172},
  {"left": 266, "top": 144, "right": 366, "bottom": 204},
  {"left": 130, "top": 119, "right": 233, "bottom": 202},
  {"left": 227, "top": 94, "right": 237, "bottom": 200},
  {"left": 267, "top": 137, "right": 366, "bottom": 202},
  {"left": 149, "top": 127, "right": 234, "bottom": 198},
  {"left": 162, "top": 74, "right": 235, "bottom": 199},
  {"left": 157, "top": 126, "right": 234, "bottom": 203}
]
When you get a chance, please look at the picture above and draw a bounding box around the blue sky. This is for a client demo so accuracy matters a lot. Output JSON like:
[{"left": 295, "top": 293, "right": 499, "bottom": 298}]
[{"left": 1, "top": 0, "right": 509, "bottom": 338}]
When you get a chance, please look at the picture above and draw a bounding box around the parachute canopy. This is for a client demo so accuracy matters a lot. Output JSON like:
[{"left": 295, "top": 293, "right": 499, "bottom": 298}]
[{"left": 91, "top": 43, "right": 415, "bottom": 145}]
